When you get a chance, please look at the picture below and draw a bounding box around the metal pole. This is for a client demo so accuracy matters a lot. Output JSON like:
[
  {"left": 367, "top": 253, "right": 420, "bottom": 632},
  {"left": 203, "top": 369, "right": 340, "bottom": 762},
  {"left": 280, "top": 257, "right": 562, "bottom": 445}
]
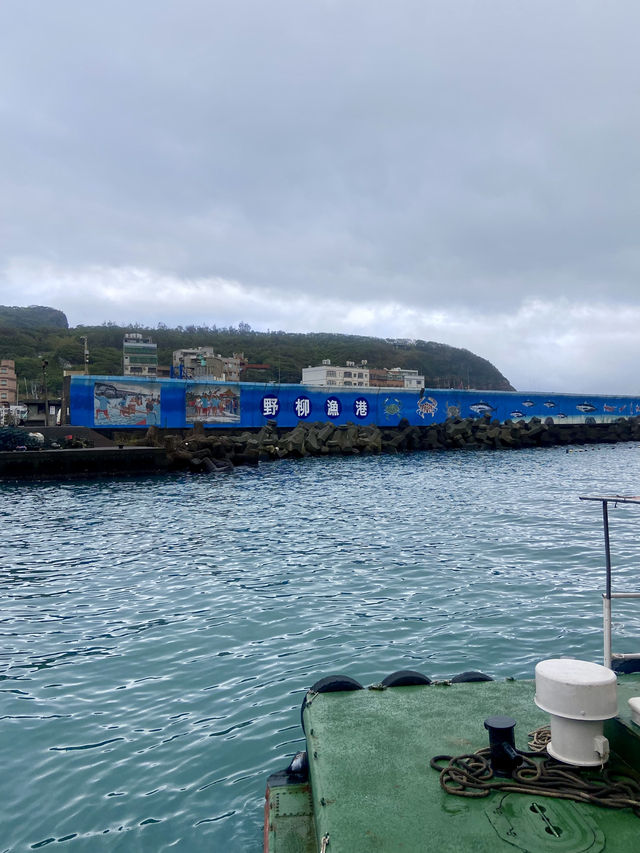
[
  {"left": 81, "top": 336, "right": 89, "bottom": 375},
  {"left": 602, "top": 501, "right": 613, "bottom": 668},
  {"left": 603, "top": 501, "right": 612, "bottom": 599},
  {"left": 603, "top": 595, "right": 612, "bottom": 669},
  {"left": 41, "top": 360, "right": 49, "bottom": 427}
]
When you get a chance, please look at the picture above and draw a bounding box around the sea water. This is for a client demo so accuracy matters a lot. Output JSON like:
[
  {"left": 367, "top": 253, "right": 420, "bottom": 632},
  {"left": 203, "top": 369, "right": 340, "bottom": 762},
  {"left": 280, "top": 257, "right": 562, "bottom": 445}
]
[{"left": 2, "top": 444, "right": 640, "bottom": 852}]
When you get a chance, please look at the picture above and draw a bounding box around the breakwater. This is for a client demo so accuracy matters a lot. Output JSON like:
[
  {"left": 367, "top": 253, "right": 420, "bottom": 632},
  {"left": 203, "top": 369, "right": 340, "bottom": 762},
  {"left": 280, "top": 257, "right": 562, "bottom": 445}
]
[
  {"left": 2, "top": 416, "right": 640, "bottom": 478},
  {"left": 154, "top": 414, "right": 640, "bottom": 471}
]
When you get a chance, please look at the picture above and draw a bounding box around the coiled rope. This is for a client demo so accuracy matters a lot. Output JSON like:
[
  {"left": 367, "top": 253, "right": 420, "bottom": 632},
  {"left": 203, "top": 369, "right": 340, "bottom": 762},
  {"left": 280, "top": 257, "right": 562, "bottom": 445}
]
[{"left": 430, "top": 727, "right": 640, "bottom": 817}]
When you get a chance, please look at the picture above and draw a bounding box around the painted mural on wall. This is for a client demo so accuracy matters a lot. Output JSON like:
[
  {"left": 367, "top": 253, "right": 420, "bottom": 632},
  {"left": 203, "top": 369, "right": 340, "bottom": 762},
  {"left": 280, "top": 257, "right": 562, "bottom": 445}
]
[
  {"left": 93, "top": 381, "right": 161, "bottom": 426},
  {"left": 417, "top": 392, "right": 438, "bottom": 419},
  {"left": 460, "top": 394, "right": 640, "bottom": 424},
  {"left": 73, "top": 376, "right": 640, "bottom": 431},
  {"left": 185, "top": 384, "right": 240, "bottom": 424}
]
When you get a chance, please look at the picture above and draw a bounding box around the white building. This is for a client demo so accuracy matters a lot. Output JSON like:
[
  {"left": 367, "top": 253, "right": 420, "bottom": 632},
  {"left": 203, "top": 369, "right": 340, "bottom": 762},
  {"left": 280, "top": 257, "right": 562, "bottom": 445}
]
[
  {"left": 302, "top": 361, "right": 424, "bottom": 390},
  {"left": 301, "top": 360, "right": 370, "bottom": 387},
  {"left": 386, "top": 368, "right": 425, "bottom": 390}
]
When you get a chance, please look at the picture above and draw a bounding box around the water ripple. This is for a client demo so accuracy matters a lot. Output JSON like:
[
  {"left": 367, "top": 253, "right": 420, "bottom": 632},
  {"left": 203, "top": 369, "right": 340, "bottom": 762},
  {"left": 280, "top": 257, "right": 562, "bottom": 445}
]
[{"left": 1, "top": 446, "right": 640, "bottom": 850}]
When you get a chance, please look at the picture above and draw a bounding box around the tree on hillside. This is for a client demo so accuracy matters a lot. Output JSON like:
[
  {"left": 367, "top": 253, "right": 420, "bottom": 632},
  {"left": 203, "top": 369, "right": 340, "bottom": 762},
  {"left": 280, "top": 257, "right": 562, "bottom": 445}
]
[{"left": 0, "top": 309, "right": 515, "bottom": 394}]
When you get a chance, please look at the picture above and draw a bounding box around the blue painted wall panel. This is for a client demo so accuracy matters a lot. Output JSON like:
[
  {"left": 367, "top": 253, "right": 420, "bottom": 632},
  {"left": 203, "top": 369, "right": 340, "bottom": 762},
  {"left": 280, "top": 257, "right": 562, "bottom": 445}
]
[{"left": 70, "top": 376, "right": 640, "bottom": 430}]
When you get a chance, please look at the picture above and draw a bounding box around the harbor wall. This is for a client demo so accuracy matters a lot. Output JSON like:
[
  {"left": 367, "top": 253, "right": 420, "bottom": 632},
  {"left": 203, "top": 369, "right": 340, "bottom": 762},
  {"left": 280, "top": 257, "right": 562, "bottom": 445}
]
[
  {"left": 70, "top": 375, "right": 640, "bottom": 431},
  {"left": 2, "top": 416, "right": 640, "bottom": 477}
]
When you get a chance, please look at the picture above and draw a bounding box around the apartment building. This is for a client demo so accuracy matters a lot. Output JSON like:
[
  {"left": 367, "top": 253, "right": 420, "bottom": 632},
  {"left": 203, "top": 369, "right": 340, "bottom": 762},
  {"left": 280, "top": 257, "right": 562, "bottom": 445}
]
[
  {"left": 301, "top": 360, "right": 370, "bottom": 387},
  {"left": 172, "top": 348, "right": 244, "bottom": 381},
  {"left": 385, "top": 368, "right": 425, "bottom": 390},
  {"left": 0, "top": 359, "right": 18, "bottom": 404},
  {"left": 123, "top": 334, "right": 158, "bottom": 376},
  {"left": 368, "top": 368, "right": 404, "bottom": 388},
  {"left": 302, "top": 361, "right": 425, "bottom": 390}
]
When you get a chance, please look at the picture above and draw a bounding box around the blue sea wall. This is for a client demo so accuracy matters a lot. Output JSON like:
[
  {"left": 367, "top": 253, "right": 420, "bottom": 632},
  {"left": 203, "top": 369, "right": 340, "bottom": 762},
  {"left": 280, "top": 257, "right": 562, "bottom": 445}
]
[{"left": 69, "top": 375, "right": 640, "bottom": 430}]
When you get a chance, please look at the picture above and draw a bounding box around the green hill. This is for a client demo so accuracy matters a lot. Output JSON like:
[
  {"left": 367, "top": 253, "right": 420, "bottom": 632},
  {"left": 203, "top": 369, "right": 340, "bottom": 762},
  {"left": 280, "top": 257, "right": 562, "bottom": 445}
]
[
  {"left": 0, "top": 305, "right": 68, "bottom": 330},
  {"left": 0, "top": 308, "right": 514, "bottom": 397}
]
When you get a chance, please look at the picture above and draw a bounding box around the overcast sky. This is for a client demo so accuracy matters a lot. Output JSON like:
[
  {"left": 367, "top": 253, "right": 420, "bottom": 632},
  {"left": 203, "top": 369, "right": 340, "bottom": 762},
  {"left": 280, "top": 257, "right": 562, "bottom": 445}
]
[{"left": 1, "top": 1, "right": 639, "bottom": 393}]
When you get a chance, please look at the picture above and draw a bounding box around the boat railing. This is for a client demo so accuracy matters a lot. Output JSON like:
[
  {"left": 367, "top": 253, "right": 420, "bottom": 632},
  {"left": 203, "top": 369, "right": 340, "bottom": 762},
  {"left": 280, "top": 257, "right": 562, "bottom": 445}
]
[{"left": 580, "top": 495, "right": 640, "bottom": 670}]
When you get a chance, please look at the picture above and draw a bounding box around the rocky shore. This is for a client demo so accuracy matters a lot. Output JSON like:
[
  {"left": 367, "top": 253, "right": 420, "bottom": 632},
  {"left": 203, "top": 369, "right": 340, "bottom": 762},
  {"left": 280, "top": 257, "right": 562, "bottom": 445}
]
[{"left": 144, "top": 415, "right": 640, "bottom": 472}]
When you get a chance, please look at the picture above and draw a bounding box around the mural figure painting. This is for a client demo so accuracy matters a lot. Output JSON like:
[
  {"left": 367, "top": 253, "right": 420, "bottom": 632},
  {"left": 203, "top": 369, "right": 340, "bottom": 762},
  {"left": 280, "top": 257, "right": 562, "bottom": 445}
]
[
  {"left": 185, "top": 385, "right": 241, "bottom": 424},
  {"left": 93, "top": 382, "right": 161, "bottom": 426}
]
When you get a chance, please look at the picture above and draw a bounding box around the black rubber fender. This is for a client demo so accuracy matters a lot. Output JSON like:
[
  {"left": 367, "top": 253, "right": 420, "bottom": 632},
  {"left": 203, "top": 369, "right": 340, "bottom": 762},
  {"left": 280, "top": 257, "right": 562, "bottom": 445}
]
[
  {"left": 286, "top": 750, "right": 309, "bottom": 782},
  {"left": 613, "top": 658, "right": 640, "bottom": 674},
  {"left": 301, "top": 674, "right": 363, "bottom": 732},
  {"left": 450, "top": 671, "right": 493, "bottom": 683},
  {"left": 380, "top": 670, "right": 432, "bottom": 687},
  {"left": 309, "top": 675, "right": 364, "bottom": 694}
]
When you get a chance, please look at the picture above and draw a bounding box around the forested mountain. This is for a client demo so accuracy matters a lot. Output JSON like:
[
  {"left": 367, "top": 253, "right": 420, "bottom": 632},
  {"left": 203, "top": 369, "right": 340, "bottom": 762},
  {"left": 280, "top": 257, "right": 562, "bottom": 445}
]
[
  {"left": 0, "top": 306, "right": 514, "bottom": 397},
  {"left": 0, "top": 305, "right": 68, "bottom": 329}
]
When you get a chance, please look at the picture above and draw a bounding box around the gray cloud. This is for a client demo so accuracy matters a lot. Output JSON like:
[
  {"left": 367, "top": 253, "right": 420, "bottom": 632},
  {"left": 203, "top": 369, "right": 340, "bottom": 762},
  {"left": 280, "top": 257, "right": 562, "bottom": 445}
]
[{"left": 1, "top": 1, "right": 640, "bottom": 391}]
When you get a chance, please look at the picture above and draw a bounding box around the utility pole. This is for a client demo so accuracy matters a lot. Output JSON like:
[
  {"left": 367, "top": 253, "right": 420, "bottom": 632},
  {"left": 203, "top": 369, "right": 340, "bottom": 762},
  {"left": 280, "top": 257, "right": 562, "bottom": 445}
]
[
  {"left": 80, "top": 336, "right": 89, "bottom": 374},
  {"left": 42, "top": 360, "right": 49, "bottom": 427}
]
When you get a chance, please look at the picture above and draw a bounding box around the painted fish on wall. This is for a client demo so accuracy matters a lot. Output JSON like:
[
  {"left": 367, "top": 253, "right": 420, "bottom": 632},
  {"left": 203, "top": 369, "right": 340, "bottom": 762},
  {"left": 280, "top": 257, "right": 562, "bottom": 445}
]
[{"left": 469, "top": 402, "right": 496, "bottom": 416}]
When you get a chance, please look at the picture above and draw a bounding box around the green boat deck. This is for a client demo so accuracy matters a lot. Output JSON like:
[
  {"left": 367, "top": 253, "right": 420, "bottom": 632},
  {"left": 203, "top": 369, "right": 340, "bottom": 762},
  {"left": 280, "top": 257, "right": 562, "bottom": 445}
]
[{"left": 265, "top": 675, "right": 640, "bottom": 852}]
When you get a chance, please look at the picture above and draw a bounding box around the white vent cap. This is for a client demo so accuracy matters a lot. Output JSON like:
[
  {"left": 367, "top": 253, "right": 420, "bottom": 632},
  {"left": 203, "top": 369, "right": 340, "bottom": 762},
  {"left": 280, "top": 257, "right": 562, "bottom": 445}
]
[{"left": 535, "top": 658, "right": 617, "bottom": 721}]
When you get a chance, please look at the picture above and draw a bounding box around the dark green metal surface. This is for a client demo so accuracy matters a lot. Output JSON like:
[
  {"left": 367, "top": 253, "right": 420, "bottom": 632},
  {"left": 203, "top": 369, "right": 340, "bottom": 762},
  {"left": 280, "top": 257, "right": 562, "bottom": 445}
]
[
  {"left": 267, "top": 675, "right": 640, "bottom": 853},
  {"left": 486, "top": 794, "right": 605, "bottom": 852},
  {"left": 265, "top": 780, "right": 316, "bottom": 853}
]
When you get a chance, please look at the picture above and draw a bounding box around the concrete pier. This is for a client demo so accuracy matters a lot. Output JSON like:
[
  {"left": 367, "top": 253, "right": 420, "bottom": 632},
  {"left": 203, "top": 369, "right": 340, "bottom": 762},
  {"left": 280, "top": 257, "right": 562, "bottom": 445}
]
[{"left": 0, "top": 445, "right": 168, "bottom": 479}]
